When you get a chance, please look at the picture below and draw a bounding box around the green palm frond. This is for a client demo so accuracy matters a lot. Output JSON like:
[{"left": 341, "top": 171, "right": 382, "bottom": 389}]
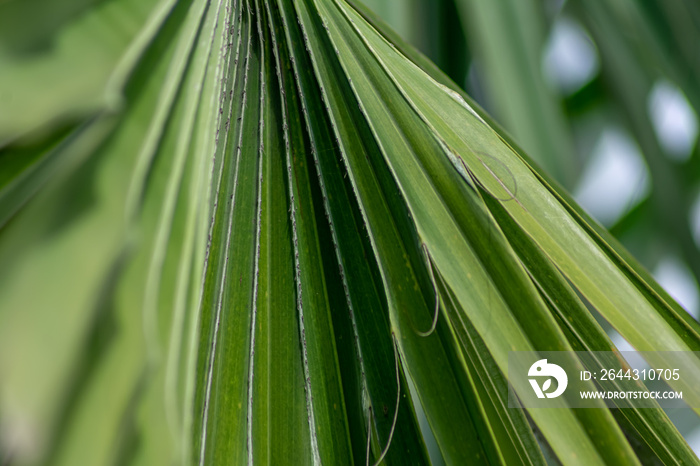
[{"left": 0, "top": 0, "right": 699, "bottom": 465}]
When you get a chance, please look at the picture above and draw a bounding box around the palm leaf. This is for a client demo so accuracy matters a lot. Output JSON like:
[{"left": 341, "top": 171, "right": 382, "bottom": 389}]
[{"left": 0, "top": 0, "right": 698, "bottom": 464}]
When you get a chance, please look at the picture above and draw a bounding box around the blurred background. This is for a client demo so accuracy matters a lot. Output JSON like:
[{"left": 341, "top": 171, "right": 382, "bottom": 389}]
[{"left": 360, "top": 0, "right": 700, "bottom": 454}]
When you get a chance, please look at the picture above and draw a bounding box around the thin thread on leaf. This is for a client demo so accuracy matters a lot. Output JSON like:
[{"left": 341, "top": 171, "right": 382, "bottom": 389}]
[
  {"left": 365, "top": 406, "right": 372, "bottom": 466},
  {"left": 366, "top": 333, "right": 401, "bottom": 466},
  {"left": 458, "top": 154, "right": 511, "bottom": 202},
  {"left": 458, "top": 153, "right": 525, "bottom": 211},
  {"left": 416, "top": 243, "right": 439, "bottom": 337},
  {"left": 476, "top": 151, "right": 520, "bottom": 201}
]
